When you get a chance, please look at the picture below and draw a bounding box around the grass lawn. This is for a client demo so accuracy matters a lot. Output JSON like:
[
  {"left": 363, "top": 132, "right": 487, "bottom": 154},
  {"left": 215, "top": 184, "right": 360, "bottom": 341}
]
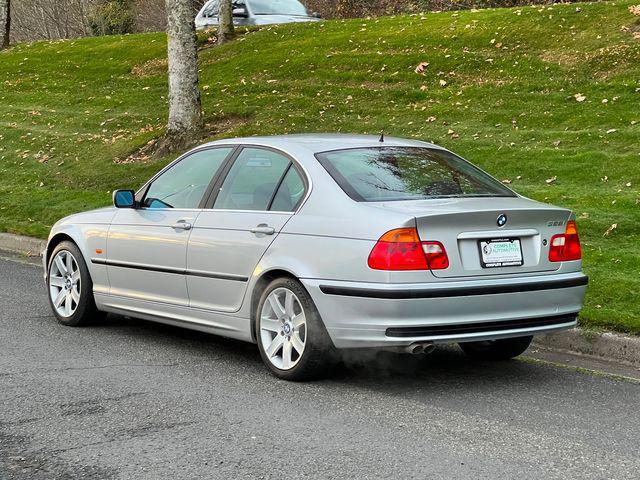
[{"left": 0, "top": 1, "right": 638, "bottom": 333}]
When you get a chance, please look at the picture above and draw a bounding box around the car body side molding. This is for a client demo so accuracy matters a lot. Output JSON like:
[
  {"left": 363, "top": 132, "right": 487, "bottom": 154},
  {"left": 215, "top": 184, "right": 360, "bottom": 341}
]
[
  {"left": 318, "top": 275, "right": 588, "bottom": 299},
  {"left": 91, "top": 258, "right": 249, "bottom": 282}
]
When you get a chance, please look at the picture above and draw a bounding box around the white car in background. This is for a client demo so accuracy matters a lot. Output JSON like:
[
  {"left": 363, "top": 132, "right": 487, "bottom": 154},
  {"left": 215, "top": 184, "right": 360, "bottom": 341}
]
[{"left": 195, "top": 0, "right": 321, "bottom": 30}]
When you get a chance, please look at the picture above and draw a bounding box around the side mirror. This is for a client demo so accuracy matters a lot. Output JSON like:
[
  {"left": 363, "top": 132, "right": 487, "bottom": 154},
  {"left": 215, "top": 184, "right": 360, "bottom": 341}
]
[
  {"left": 113, "top": 189, "right": 136, "bottom": 209},
  {"left": 312, "top": 12, "right": 321, "bottom": 18},
  {"left": 232, "top": 7, "right": 248, "bottom": 18}
]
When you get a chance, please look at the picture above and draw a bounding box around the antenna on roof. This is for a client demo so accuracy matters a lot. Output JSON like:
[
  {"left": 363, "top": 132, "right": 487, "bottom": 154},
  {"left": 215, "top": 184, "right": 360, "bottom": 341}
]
[{"left": 379, "top": 131, "right": 384, "bottom": 143}]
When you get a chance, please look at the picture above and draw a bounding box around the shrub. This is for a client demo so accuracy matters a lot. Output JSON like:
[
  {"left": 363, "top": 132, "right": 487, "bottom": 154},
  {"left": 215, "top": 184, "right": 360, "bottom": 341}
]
[{"left": 89, "top": 0, "right": 136, "bottom": 36}]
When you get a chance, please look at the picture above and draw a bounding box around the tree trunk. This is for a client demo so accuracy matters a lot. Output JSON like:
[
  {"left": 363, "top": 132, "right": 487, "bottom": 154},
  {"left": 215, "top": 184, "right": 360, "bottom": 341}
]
[
  {"left": 163, "top": 0, "right": 203, "bottom": 151},
  {"left": 0, "top": 0, "right": 10, "bottom": 49},
  {"left": 218, "top": 0, "right": 233, "bottom": 44}
]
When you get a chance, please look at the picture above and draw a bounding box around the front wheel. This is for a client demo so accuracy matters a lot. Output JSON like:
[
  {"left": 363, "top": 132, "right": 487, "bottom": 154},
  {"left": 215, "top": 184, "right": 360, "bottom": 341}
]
[
  {"left": 256, "top": 278, "right": 336, "bottom": 381},
  {"left": 459, "top": 336, "right": 533, "bottom": 361},
  {"left": 47, "top": 241, "right": 104, "bottom": 327}
]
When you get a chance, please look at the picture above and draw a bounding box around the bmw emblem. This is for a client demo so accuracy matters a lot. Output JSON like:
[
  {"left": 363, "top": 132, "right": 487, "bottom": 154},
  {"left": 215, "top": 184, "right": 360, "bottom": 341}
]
[{"left": 497, "top": 214, "right": 508, "bottom": 227}]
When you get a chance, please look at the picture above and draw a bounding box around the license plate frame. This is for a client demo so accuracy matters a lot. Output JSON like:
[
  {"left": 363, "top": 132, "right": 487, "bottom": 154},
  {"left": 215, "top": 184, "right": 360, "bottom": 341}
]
[{"left": 478, "top": 238, "right": 523, "bottom": 268}]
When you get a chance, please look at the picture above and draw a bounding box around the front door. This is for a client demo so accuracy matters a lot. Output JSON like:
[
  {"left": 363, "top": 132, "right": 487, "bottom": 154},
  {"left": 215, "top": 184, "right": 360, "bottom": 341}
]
[
  {"left": 187, "top": 147, "right": 308, "bottom": 312},
  {"left": 105, "top": 147, "right": 234, "bottom": 306}
]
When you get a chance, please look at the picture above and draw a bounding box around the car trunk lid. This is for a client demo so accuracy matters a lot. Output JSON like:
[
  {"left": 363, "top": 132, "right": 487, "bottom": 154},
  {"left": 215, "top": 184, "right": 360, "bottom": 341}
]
[{"left": 372, "top": 196, "right": 572, "bottom": 279}]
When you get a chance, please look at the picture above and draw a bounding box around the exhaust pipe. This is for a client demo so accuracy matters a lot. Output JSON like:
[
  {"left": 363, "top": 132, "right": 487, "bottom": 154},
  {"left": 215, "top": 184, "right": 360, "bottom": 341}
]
[
  {"left": 404, "top": 342, "right": 435, "bottom": 355},
  {"left": 405, "top": 344, "right": 424, "bottom": 354}
]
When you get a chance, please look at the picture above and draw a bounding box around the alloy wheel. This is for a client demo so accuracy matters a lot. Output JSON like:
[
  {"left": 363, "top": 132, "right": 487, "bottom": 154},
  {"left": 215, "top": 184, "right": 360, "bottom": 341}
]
[
  {"left": 49, "top": 250, "right": 81, "bottom": 318},
  {"left": 259, "top": 287, "right": 307, "bottom": 370}
]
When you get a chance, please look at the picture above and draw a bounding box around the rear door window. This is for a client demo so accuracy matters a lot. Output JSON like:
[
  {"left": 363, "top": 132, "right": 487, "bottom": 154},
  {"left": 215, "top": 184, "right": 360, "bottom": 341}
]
[
  {"left": 271, "top": 166, "right": 306, "bottom": 212},
  {"left": 214, "top": 148, "right": 291, "bottom": 211}
]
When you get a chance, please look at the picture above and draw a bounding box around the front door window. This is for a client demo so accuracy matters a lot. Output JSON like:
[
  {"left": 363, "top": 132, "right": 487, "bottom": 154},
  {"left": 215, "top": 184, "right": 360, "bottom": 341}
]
[{"left": 144, "top": 147, "right": 232, "bottom": 209}]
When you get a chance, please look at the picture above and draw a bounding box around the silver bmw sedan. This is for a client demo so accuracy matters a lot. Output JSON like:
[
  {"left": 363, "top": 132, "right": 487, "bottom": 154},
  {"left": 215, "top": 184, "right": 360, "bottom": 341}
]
[{"left": 44, "top": 134, "right": 587, "bottom": 380}]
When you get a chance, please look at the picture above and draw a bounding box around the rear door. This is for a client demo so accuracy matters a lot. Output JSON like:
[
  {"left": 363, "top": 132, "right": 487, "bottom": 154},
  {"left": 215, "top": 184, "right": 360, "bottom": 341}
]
[
  {"left": 105, "top": 147, "right": 234, "bottom": 305},
  {"left": 187, "top": 146, "right": 307, "bottom": 312}
]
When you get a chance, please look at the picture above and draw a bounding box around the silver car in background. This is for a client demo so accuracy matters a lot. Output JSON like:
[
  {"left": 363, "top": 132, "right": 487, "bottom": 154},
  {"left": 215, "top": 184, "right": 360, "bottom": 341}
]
[
  {"left": 195, "top": 0, "right": 321, "bottom": 30},
  {"left": 44, "top": 134, "right": 587, "bottom": 380}
]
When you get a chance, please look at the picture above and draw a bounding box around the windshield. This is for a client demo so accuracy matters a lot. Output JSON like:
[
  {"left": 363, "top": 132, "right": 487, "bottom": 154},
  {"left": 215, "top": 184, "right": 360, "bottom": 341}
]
[
  {"left": 202, "top": 0, "right": 218, "bottom": 17},
  {"left": 316, "top": 147, "right": 516, "bottom": 202},
  {"left": 249, "top": 0, "right": 308, "bottom": 16}
]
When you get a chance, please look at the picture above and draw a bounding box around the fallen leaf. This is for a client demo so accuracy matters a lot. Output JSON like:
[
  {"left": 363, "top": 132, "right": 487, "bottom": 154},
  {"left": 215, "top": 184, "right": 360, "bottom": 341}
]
[
  {"left": 606, "top": 128, "right": 617, "bottom": 134},
  {"left": 502, "top": 179, "right": 512, "bottom": 184},
  {"left": 545, "top": 175, "right": 557, "bottom": 184},
  {"left": 603, "top": 223, "right": 618, "bottom": 236},
  {"left": 439, "top": 79, "right": 448, "bottom": 87},
  {"left": 574, "top": 93, "right": 587, "bottom": 102},
  {"left": 579, "top": 212, "right": 589, "bottom": 219},
  {"left": 414, "top": 61, "right": 429, "bottom": 74}
]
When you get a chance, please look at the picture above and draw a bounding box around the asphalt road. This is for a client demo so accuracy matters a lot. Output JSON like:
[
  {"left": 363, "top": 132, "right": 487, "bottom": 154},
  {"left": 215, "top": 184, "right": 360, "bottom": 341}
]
[{"left": 1, "top": 254, "right": 639, "bottom": 479}]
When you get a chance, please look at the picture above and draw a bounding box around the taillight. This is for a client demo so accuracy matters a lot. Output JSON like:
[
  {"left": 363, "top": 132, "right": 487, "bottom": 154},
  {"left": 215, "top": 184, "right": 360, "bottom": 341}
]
[
  {"left": 549, "top": 220, "right": 581, "bottom": 262},
  {"left": 368, "top": 228, "right": 449, "bottom": 271},
  {"left": 422, "top": 241, "right": 449, "bottom": 270}
]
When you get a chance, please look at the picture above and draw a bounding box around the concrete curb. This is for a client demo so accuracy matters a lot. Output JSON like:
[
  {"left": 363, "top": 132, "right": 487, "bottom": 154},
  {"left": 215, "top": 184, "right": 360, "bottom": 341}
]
[
  {"left": 0, "top": 233, "right": 46, "bottom": 258},
  {"left": 1, "top": 233, "right": 639, "bottom": 367},
  {"left": 534, "top": 328, "right": 640, "bottom": 368}
]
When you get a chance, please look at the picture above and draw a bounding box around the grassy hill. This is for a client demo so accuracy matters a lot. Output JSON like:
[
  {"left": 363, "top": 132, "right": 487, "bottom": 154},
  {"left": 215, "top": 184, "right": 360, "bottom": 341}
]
[{"left": 0, "top": 1, "right": 638, "bottom": 333}]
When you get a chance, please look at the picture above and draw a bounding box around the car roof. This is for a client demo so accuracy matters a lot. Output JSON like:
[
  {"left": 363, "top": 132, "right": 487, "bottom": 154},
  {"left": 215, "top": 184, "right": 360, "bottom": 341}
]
[{"left": 201, "top": 133, "right": 444, "bottom": 155}]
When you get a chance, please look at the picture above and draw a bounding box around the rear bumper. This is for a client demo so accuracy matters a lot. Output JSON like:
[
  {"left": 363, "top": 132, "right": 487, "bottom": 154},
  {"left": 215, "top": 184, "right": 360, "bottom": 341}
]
[{"left": 300, "top": 272, "right": 587, "bottom": 349}]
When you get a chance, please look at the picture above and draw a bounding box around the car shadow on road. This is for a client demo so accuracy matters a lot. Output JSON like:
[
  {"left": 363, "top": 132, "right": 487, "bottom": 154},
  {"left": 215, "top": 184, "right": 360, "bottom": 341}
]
[{"left": 89, "top": 313, "right": 553, "bottom": 392}]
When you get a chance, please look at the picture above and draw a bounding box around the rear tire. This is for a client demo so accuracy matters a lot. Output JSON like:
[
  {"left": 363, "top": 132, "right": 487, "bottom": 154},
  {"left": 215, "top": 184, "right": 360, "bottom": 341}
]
[
  {"left": 459, "top": 335, "right": 533, "bottom": 361},
  {"left": 255, "top": 277, "right": 336, "bottom": 381},
  {"left": 47, "top": 241, "right": 105, "bottom": 327}
]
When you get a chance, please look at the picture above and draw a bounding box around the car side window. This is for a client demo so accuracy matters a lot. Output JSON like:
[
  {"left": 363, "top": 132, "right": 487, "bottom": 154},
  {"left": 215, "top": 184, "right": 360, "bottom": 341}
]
[
  {"left": 271, "top": 166, "right": 306, "bottom": 212},
  {"left": 143, "top": 148, "right": 232, "bottom": 209},
  {"left": 214, "top": 148, "right": 291, "bottom": 211}
]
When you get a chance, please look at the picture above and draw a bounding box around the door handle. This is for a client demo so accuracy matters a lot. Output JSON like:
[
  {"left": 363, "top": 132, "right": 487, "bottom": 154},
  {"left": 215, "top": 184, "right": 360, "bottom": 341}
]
[
  {"left": 172, "top": 221, "right": 192, "bottom": 231},
  {"left": 250, "top": 224, "right": 275, "bottom": 235}
]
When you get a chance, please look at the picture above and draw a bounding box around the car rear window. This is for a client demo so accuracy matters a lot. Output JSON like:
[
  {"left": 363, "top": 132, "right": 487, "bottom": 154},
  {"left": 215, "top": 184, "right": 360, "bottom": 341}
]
[{"left": 315, "top": 147, "right": 516, "bottom": 202}]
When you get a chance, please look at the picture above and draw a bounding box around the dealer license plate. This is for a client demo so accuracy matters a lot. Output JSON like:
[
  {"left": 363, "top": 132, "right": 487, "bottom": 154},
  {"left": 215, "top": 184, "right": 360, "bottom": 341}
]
[{"left": 479, "top": 238, "right": 523, "bottom": 268}]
